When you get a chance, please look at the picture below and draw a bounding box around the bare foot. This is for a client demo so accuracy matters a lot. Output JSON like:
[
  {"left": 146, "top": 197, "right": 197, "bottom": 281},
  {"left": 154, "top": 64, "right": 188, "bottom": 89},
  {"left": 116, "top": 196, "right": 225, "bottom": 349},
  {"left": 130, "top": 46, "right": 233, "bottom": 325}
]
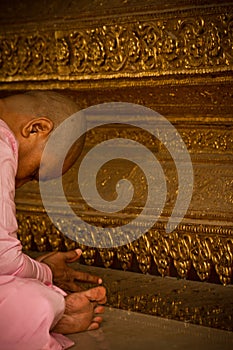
[{"left": 52, "top": 286, "right": 106, "bottom": 334}]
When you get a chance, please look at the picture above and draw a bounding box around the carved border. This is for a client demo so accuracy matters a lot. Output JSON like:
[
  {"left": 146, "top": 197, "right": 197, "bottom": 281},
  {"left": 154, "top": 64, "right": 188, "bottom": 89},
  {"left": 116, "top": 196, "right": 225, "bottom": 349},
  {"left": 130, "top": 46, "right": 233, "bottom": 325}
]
[
  {"left": 0, "top": 8, "right": 233, "bottom": 82},
  {"left": 17, "top": 210, "right": 233, "bottom": 285}
]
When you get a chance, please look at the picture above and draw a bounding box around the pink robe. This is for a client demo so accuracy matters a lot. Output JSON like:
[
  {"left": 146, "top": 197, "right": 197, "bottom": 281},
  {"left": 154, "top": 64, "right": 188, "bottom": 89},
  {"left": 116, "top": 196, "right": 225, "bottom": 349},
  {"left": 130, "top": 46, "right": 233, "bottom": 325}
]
[{"left": 0, "top": 120, "right": 74, "bottom": 349}]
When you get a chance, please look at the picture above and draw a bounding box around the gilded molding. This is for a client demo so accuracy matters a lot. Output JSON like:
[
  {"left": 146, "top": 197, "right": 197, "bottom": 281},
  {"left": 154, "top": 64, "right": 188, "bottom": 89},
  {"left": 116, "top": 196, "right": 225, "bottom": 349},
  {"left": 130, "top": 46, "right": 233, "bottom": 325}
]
[
  {"left": 0, "top": 33, "right": 56, "bottom": 78},
  {"left": 84, "top": 124, "right": 233, "bottom": 155},
  {"left": 56, "top": 14, "right": 233, "bottom": 77},
  {"left": 17, "top": 211, "right": 233, "bottom": 285},
  {"left": 0, "top": 8, "right": 233, "bottom": 82}
]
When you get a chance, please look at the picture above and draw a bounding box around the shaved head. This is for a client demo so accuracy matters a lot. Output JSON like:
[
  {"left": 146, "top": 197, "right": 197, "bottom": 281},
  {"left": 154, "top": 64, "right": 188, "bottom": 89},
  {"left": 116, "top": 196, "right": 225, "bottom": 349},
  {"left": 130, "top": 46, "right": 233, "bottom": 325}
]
[
  {"left": 2, "top": 91, "right": 81, "bottom": 129},
  {"left": 0, "top": 91, "right": 86, "bottom": 187}
]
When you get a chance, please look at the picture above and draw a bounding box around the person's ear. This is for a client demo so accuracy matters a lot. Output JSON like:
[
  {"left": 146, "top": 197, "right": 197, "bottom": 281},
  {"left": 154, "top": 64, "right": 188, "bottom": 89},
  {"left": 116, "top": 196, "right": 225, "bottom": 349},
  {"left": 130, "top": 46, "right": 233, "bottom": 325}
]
[{"left": 21, "top": 118, "right": 54, "bottom": 138}]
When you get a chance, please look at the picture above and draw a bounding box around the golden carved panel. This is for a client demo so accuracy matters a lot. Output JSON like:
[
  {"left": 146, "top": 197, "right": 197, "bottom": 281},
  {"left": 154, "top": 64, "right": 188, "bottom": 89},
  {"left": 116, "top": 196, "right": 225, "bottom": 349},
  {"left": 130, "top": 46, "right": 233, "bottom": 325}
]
[
  {"left": 18, "top": 211, "right": 233, "bottom": 285},
  {"left": 55, "top": 14, "right": 233, "bottom": 77},
  {"left": 0, "top": 3, "right": 233, "bottom": 82},
  {"left": 0, "top": 0, "right": 232, "bottom": 289}
]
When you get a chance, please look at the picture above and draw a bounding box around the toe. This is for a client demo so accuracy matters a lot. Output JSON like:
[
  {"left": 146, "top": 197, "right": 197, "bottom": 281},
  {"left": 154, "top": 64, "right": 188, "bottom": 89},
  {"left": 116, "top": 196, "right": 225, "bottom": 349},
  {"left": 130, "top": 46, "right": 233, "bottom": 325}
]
[
  {"left": 94, "top": 305, "right": 105, "bottom": 314},
  {"left": 92, "top": 316, "right": 103, "bottom": 324},
  {"left": 85, "top": 286, "right": 106, "bottom": 303},
  {"left": 87, "top": 322, "right": 100, "bottom": 331}
]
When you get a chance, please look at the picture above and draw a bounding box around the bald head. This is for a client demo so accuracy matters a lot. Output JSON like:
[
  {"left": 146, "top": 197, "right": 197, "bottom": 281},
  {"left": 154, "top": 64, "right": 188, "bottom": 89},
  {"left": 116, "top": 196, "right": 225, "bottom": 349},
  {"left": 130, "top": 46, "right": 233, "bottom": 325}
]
[
  {"left": 0, "top": 91, "right": 86, "bottom": 187},
  {"left": 1, "top": 91, "right": 81, "bottom": 130}
]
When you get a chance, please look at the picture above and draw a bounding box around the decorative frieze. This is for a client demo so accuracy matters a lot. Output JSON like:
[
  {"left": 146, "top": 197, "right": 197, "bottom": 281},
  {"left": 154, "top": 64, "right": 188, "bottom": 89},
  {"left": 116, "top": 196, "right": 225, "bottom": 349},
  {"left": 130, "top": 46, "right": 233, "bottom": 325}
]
[
  {"left": 0, "top": 7, "right": 233, "bottom": 82},
  {"left": 17, "top": 211, "right": 233, "bottom": 285}
]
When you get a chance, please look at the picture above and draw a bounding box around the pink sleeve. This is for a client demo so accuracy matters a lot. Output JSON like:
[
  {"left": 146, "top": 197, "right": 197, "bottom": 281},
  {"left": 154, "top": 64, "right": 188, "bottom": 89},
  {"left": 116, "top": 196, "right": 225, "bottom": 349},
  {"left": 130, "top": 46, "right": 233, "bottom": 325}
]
[{"left": 0, "top": 137, "right": 52, "bottom": 284}]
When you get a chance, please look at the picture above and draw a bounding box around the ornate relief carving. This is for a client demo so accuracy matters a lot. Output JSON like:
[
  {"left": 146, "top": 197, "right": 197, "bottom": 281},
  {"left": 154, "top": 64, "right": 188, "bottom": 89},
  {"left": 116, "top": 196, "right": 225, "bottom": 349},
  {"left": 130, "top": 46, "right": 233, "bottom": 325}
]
[
  {"left": 2, "top": 0, "right": 232, "bottom": 292},
  {"left": 131, "top": 235, "right": 151, "bottom": 274},
  {"left": 17, "top": 212, "right": 233, "bottom": 285},
  {"left": 0, "top": 33, "right": 55, "bottom": 78},
  {"left": 40, "top": 14, "right": 233, "bottom": 76},
  {"left": 169, "top": 231, "right": 192, "bottom": 278},
  {"left": 190, "top": 235, "right": 213, "bottom": 281},
  {"left": 99, "top": 248, "right": 115, "bottom": 268},
  {"left": 116, "top": 244, "right": 133, "bottom": 270},
  {"left": 78, "top": 244, "right": 96, "bottom": 266},
  {"left": 0, "top": 8, "right": 233, "bottom": 81},
  {"left": 149, "top": 230, "right": 171, "bottom": 277},
  {"left": 212, "top": 236, "right": 233, "bottom": 286}
]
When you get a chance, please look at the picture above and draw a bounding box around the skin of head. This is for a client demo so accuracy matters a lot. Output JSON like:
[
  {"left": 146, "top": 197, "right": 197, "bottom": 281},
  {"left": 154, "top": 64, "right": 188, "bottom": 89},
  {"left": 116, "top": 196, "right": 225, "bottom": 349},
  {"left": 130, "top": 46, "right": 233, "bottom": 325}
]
[{"left": 0, "top": 91, "right": 85, "bottom": 188}]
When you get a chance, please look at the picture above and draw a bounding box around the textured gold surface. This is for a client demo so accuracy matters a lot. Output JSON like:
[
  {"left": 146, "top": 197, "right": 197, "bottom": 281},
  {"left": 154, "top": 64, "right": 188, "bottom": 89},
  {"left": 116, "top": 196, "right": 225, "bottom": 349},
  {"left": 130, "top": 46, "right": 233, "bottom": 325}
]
[
  {"left": 17, "top": 211, "right": 233, "bottom": 285},
  {"left": 0, "top": 0, "right": 232, "bottom": 289},
  {"left": 0, "top": 2, "right": 233, "bottom": 82},
  {"left": 14, "top": 86, "right": 233, "bottom": 287}
]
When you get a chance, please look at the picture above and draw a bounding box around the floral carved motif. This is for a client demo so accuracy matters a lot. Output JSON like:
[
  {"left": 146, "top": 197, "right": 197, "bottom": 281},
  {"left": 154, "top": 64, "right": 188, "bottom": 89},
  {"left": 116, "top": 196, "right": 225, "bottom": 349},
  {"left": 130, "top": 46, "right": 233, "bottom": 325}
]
[{"left": 0, "top": 11, "right": 233, "bottom": 80}]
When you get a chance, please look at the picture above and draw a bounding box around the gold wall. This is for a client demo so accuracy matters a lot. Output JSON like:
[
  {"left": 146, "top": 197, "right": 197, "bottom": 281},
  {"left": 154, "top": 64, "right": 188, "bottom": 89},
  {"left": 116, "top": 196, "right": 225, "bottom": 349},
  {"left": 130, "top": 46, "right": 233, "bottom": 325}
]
[{"left": 0, "top": 0, "right": 233, "bottom": 285}]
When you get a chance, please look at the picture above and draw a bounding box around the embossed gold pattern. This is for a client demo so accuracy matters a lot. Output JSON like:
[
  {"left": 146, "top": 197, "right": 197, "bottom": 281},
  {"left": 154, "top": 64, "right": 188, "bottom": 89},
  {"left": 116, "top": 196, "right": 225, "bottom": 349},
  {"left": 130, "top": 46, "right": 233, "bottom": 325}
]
[
  {"left": 17, "top": 212, "right": 233, "bottom": 285},
  {"left": 1, "top": 0, "right": 233, "bottom": 292},
  {"left": 0, "top": 7, "right": 233, "bottom": 81}
]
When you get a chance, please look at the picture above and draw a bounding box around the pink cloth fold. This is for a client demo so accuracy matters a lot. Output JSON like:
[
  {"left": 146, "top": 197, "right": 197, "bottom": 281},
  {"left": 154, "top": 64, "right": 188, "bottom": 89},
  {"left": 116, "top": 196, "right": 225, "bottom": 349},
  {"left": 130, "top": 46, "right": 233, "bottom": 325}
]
[
  {"left": 0, "top": 120, "right": 74, "bottom": 349},
  {"left": 0, "top": 275, "right": 74, "bottom": 350}
]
